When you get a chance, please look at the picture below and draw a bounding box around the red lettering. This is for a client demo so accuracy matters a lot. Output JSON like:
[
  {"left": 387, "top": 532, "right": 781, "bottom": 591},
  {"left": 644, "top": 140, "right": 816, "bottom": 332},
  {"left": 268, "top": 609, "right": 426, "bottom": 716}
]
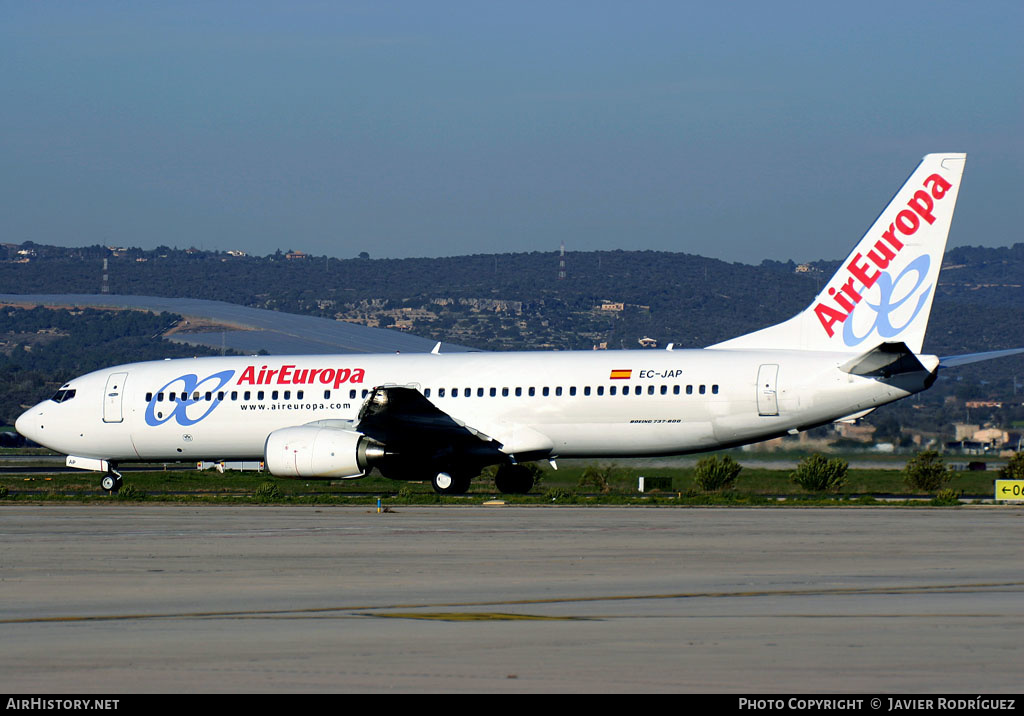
[
  {"left": 308, "top": 369, "right": 321, "bottom": 383},
  {"left": 238, "top": 366, "right": 256, "bottom": 385},
  {"left": 924, "top": 172, "right": 951, "bottom": 199},
  {"left": 814, "top": 303, "right": 847, "bottom": 338},
  {"left": 278, "top": 365, "right": 294, "bottom": 384},
  {"left": 294, "top": 368, "right": 309, "bottom": 383},
  {"left": 881, "top": 224, "right": 904, "bottom": 251},
  {"left": 265, "top": 368, "right": 278, "bottom": 383},
  {"left": 334, "top": 368, "right": 351, "bottom": 389},
  {"left": 351, "top": 368, "right": 365, "bottom": 384},
  {"left": 895, "top": 209, "right": 920, "bottom": 235},
  {"left": 847, "top": 254, "right": 880, "bottom": 289},
  {"left": 828, "top": 286, "right": 855, "bottom": 313},
  {"left": 320, "top": 369, "right": 336, "bottom": 385},
  {"left": 907, "top": 189, "right": 935, "bottom": 225},
  {"left": 867, "top": 239, "right": 898, "bottom": 270}
]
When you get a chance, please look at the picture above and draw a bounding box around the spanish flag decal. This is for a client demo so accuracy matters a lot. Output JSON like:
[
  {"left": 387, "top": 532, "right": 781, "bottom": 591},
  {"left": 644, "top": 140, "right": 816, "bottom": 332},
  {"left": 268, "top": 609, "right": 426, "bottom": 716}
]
[{"left": 609, "top": 369, "right": 632, "bottom": 380}]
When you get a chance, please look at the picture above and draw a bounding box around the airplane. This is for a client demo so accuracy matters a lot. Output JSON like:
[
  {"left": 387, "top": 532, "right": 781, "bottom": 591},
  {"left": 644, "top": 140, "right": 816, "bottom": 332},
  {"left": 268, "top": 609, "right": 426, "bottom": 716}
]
[{"left": 14, "top": 153, "right": 1023, "bottom": 495}]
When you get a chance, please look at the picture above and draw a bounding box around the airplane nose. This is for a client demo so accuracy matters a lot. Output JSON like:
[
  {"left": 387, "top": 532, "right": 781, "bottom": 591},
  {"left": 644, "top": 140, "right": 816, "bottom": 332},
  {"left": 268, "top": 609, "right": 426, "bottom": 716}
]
[{"left": 15, "top": 405, "right": 42, "bottom": 444}]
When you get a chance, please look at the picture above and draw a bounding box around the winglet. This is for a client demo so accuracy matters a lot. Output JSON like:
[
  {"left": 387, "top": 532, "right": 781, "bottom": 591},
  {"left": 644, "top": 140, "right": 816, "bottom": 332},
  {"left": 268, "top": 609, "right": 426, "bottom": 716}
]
[{"left": 431, "top": 342, "right": 441, "bottom": 355}]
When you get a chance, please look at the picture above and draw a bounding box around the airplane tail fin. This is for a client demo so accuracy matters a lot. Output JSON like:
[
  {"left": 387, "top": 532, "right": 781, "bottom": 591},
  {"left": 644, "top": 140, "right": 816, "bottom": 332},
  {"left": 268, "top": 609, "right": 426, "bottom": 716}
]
[{"left": 711, "top": 153, "right": 967, "bottom": 354}]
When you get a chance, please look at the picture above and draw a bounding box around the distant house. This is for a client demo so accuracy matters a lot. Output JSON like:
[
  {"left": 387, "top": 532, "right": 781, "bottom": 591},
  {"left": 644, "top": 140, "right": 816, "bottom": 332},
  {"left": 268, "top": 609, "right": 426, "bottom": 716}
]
[
  {"left": 637, "top": 336, "right": 658, "bottom": 348},
  {"left": 286, "top": 251, "right": 309, "bottom": 261}
]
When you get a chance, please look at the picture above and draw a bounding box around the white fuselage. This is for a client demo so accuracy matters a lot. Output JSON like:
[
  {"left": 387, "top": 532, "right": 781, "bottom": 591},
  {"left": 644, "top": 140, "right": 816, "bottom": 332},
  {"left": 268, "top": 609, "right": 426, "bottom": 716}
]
[{"left": 15, "top": 347, "right": 930, "bottom": 469}]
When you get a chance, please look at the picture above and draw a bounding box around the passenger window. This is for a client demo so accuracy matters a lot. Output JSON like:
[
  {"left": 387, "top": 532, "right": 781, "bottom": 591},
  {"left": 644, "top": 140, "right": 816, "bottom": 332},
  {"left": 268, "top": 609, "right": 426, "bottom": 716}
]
[
  {"left": 490, "top": 387, "right": 497, "bottom": 397},
  {"left": 205, "top": 391, "right": 212, "bottom": 401},
  {"left": 712, "top": 385, "right": 719, "bottom": 394},
  {"left": 686, "top": 385, "right": 693, "bottom": 395},
  {"left": 257, "top": 391, "right": 265, "bottom": 400},
  {"left": 502, "top": 387, "right": 509, "bottom": 397},
  {"left": 634, "top": 386, "right": 642, "bottom": 396},
  {"left": 569, "top": 386, "right": 576, "bottom": 396},
  {"left": 231, "top": 391, "right": 238, "bottom": 400},
  {"left": 477, "top": 387, "right": 484, "bottom": 397},
  {"left": 217, "top": 391, "right": 225, "bottom": 401},
  {"left": 699, "top": 385, "right": 706, "bottom": 394},
  {"left": 146, "top": 392, "right": 153, "bottom": 402},
  {"left": 439, "top": 388, "right": 446, "bottom": 397},
  {"left": 528, "top": 387, "right": 535, "bottom": 397},
  {"left": 515, "top": 387, "right": 522, "bottom": 397},
  {"left": 660, "top": 385, "right": 667, "bottom": 395},
  {"left": 673, "top": 385, "right": 680, "bottom": 395},
  {"left": 424, "top": 388, "right": 431, "bottom": 398},
  {"left": 297, "top": 391, "right": 304, "bottom": 400},
  {"left": 350, "top": 390, "right": 356, "bottom": 399},
  {"left": 193, "top": 392, "right": 201, "bottom": 401},
  {"left": 158, "top": 392, "right": 165, "bottom": 402},
  {"left": 284, "top": 390, "right": 291, "bottom": 400},
  {"left": 583, "top": 386, "right": 590, "bottom": 396},
  {"left": 597, "top": 386, "right": 604, "bottom": 396},
  {"left": 244, "top": 391, "right": 251, "bottom": 400},
  {"left": 555, "top": 387, "right": 563, "bottom": 396},
  {"left": 272, "top": 391, "right": 279, "bottom": 400},
  {"left": 647, "top": 386, "right": 655, "bottom": 395},
  {"left": 361, "top": 389, "right": 368, "bottom": 398},
  {"left": 610, "top": 386, "right": 616, "bottom": 396},
  {"left": 543, "top": 387, "right": 550, "bottom": 397}
]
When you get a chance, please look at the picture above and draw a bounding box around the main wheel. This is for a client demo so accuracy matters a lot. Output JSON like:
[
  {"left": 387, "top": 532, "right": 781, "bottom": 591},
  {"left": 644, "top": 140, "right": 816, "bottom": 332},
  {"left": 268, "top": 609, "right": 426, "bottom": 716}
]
[
  {"left": 431, "top": 471, "right": 472, "bottom": 495},
  {"left": 494, "top": 464, "right": 535, "bottom": 494}
]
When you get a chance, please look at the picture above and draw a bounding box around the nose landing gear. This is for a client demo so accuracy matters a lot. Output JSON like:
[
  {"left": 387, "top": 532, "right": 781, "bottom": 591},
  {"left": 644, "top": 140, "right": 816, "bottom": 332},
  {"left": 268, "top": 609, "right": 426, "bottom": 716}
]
[{"left": 101, "top": 466, "right": 123, "bottom": 494}]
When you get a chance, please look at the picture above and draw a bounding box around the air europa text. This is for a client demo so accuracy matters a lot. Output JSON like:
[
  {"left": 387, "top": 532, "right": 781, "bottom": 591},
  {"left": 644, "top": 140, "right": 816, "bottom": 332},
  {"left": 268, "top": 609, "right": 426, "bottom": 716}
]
[
  {"left": 237, "top": 365, "right": 366, "bottom": 390},
  {"left": 814, "top": 172, "right": 953, "bottom": 338}
]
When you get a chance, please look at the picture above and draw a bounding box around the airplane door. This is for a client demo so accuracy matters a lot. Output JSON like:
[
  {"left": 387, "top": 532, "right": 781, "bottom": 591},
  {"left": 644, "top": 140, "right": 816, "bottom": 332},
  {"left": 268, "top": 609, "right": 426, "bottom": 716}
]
[
  {"left": 102, "top": 372, "right": 128, "bottom": 423},
  {"left": 756, "top": 364, "right": 779, "bottom": 416}
]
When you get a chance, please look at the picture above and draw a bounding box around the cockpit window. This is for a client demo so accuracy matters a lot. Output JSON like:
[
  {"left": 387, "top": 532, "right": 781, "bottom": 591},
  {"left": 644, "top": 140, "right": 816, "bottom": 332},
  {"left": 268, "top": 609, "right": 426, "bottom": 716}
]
[{"left": 50, "top": 389, "right": 76, "bottom": 403}]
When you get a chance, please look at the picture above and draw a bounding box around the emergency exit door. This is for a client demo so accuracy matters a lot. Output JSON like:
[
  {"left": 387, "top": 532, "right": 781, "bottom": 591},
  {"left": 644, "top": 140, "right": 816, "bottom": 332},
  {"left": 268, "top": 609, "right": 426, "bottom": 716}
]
[
  {"left": 103, "top": 372, "right": 128, "bottom": 423},
  {"left": 756, "top": 364, "right": 779, "bottom": 416}
]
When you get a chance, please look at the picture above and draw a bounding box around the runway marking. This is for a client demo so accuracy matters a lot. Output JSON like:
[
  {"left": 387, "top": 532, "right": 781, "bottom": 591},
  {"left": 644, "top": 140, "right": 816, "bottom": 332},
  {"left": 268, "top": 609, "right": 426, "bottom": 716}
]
[
  {"left": 360, "top": 612, "right": 586, "bottom": 622},
  {"left": 2, "top": 580, "right": 1021, "bottom": 625}
]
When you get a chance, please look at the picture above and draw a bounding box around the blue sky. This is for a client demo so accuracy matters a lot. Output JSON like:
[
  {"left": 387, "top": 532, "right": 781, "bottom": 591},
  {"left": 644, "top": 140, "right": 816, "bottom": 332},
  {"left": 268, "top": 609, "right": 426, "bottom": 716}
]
[{"left": 2, "top": 1, "right": 1021, "bottom": 263}]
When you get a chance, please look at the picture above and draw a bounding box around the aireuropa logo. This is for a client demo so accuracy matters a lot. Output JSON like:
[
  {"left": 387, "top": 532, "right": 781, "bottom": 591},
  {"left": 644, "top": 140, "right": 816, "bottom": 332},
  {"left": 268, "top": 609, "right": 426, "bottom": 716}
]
[
  {"left": 144, "top": 370, "right": 235, "bottom": 427},
  {"left": 842, "top": 254, "right": 932, "bottom": 347}
]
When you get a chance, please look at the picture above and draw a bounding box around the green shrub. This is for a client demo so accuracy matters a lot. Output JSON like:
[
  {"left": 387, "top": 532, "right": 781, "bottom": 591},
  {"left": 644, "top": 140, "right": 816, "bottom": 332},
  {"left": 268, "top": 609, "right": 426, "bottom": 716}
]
[
  {"left": 577, "top": 465, "right": 614, "bottom": 493},
  {"left": 999, "top": 452, "right": 1024, "bottom": 480},
  {"left": 255, "top": 481, "right": 282, "bottom": 501},
  {"left": 931, "top": 488, "right": 961, "bottom": 506},
  {"left": 0, "top": 484, "right": 8, "bottom": 499},
  {"left": 544, "top": 488, "right": 575, "bottom": 502},
  {"left": 791, "top": 454, "right": 848, "bottom": 493},
  {"left": 115, "top": 484, "right": 144, "bottom": 500},
  {"left": 902, "top": 450, "right": 952, "bottom": 493},
  {"left": 694, "top": 455, "right": 742, "bottom": 492}
]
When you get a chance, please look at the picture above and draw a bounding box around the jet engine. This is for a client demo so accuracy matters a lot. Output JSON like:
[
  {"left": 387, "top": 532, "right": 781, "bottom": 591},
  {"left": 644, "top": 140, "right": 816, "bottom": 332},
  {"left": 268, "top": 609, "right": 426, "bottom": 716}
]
[{"left": 264, "top": 425, "right": 384, "bottom": 479}]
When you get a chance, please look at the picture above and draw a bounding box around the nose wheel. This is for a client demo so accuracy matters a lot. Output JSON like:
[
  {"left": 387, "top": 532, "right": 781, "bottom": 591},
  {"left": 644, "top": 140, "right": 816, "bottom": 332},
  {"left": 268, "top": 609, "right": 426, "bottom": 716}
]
[{"left": 101, "top": 469, "right": 123, "bottom": 494}]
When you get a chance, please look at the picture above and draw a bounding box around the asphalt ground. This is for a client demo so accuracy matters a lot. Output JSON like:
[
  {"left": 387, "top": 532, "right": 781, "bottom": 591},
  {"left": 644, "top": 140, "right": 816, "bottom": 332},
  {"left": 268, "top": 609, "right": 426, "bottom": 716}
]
[{"left": 1, "top": 505, "right": 1021, "bottom": 693}]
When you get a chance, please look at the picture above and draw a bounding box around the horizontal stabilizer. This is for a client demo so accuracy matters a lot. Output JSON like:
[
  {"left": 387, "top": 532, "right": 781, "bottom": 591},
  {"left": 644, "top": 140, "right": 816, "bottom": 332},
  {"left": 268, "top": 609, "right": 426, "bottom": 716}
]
[
  {"left": 839, "top": 342, "right": 927, "bottom": 377},
  {"left": 939, "top": 347, "right": 1024, "bottom": 368}
]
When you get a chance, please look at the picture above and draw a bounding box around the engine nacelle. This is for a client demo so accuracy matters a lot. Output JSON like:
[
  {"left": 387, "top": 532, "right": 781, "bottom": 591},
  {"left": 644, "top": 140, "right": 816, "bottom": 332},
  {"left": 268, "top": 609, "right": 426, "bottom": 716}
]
[{"left": 264, "top": 426, "right": 382, "bottom": 479}]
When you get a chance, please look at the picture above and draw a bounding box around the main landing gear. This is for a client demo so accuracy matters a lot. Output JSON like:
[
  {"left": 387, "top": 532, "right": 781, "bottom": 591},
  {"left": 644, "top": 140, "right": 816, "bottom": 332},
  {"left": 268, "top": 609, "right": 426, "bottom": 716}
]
[
  {"left": 431, "top": 471, "right": 473, "bottom": 495},
  {"left": 101, "top": 466, "right": 123, "bottom": 494},
  {"left": 494, "top": 464, "right": 535, "bottom": 495}
]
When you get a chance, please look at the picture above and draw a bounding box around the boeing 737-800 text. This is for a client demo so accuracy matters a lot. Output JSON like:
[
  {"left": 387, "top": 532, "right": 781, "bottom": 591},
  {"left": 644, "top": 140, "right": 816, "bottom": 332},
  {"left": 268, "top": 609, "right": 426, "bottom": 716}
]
[{"left": 15, "top": 153, "right": 1020, "bottom": 494}]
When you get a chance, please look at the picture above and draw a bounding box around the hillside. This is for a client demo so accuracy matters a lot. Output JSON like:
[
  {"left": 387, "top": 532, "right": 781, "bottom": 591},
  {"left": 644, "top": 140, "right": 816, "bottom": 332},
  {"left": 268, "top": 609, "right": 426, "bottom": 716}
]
[{"left": 2, "top": 241, "right": 1023, "bottom": 440}]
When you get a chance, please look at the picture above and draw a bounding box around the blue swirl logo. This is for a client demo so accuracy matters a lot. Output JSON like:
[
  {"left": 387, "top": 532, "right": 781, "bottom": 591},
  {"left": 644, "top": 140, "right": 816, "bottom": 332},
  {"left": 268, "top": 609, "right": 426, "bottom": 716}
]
[
  {"left": 145, "top": 370, "right": 235, "bottom": 427},
  {"left": 843, "top": 254, "right": 932, "bottom": 347}
]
